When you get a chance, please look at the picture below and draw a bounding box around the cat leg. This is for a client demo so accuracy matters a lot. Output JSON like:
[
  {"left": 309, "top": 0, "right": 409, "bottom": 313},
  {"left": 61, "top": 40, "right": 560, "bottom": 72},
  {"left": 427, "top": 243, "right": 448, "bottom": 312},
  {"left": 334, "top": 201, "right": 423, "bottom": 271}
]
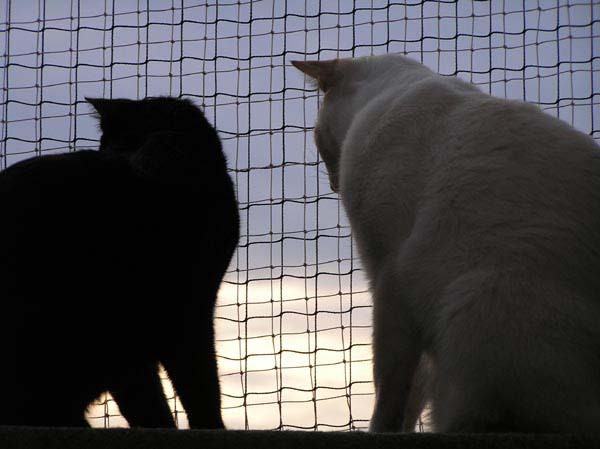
[
  {"left": 431, "top": 271, "right": 600, "bottom": 433},
  {"left": 160, "top": 327, "right": 224, "bottom": 429},
  {"left": 401, "top": 354, "right": 433, "bottom": 431},
  {"left": 369, "top": 278, "right": 422, "bottom": 432},
  {"left": 429, "top": 270, "right": 522, "bottom": 432},
  {"left": 110, "top": 362, "right": 175, "bottom": 428}
]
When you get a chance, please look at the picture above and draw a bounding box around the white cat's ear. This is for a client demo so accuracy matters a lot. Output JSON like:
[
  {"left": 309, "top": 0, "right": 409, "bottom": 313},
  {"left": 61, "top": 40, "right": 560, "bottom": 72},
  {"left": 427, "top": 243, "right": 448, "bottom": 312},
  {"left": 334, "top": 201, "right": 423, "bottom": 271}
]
[{"left": 292, "top": 59, "right": 339, "bottom": 92}]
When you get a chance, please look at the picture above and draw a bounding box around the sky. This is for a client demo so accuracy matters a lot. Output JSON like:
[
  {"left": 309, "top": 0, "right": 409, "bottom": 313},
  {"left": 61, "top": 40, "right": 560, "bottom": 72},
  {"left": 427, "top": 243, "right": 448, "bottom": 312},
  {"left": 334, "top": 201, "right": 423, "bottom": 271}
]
[{"left": 1, "top": 0, "right": 599, "bottom": 431}]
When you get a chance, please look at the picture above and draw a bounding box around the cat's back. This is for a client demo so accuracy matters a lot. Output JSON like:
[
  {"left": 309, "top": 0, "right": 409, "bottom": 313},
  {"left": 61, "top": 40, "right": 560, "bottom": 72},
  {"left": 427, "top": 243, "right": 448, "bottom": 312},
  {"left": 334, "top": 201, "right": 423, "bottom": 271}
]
[
  {"left": 445, "top": 90, "right": 600, "bottom": 164},
  {"left": 347, "top": 69, "right": 600, "bottom": 296},
  {"left": 429, "top": 90, "right": 600, "bottom": 227},
  {"left": 0, "top": 149, "right": 131, "bottom": 187},
  {"left": 1, "top": 150, "right": 135, "bottom": 227},
  {"left": 0, "top": 150, "right": 139, "bottom": 295},
  {"left": 0, "top": 150, "right": 135, "bottom": 222},
  {"left": 407, "top": 83, "right": 600, "bottom": 297}
]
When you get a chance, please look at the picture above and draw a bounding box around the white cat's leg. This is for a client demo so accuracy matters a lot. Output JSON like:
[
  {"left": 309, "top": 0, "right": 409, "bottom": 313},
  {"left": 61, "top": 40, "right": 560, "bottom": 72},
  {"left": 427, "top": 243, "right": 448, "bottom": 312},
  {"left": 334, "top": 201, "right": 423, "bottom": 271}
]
[
  {"left": 402, "top": 354, "right": 433, "bottom": 432},
  {"left": 433, "top": 345, "right": 600, "bottom": 433},
  {"left": 429, "top": 270, "right": 517, "bottom": 432},
  {"left": 369, "top": 278, "right": 422, "bottom": 432},
  {"left": 431, "top": 271, "right": 600, "bottom": 433}
]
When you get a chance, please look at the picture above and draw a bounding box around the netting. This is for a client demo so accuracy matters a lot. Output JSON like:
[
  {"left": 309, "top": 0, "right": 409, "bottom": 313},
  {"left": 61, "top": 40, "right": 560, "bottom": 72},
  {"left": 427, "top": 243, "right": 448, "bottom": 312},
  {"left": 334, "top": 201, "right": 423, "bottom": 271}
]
[{"left": 1, "top": 0, "right": 598, "bottom": 431}]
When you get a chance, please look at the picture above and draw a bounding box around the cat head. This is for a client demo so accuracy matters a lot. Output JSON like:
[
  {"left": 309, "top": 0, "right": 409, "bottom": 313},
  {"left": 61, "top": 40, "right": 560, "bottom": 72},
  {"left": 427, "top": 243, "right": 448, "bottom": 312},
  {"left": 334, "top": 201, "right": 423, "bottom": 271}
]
[
  {"left": 86, "top": 96, "right": 220, "bottom": 156},
  {"left": 293, "top": 54, "right": 429, "bottom": 192}
]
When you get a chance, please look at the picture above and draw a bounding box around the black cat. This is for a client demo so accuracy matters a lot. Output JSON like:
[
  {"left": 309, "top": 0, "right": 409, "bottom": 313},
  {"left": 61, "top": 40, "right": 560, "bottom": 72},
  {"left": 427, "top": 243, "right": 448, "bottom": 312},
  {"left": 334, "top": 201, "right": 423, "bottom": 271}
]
[{"left": 0, "top": 97, "right": 239, "bottom": 428}]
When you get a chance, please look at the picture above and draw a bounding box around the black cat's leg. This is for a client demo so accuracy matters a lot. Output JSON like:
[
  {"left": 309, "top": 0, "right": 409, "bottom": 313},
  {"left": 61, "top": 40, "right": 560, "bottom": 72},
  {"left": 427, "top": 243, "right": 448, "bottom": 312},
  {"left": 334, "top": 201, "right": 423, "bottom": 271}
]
[
  {"left": 160, "top": 327, "right": 224, "bottom": 430},
  {"left": 110, "top": 362, "right": 175, "bottom": 428}
]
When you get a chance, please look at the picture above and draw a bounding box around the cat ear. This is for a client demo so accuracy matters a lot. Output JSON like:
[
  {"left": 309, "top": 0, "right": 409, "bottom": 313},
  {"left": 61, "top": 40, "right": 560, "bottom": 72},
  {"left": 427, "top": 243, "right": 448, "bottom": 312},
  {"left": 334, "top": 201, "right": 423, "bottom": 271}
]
[
  {"left": 85, "top": 97, "right": 111, "bottom": 117},
  {"left": 292, "top": 59, "right": 339, "bottom": 92}
]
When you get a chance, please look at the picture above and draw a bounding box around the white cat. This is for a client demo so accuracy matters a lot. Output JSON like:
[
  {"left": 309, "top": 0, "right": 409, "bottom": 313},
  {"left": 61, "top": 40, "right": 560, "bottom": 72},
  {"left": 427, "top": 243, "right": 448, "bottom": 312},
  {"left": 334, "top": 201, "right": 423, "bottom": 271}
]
[{"left": 293, "top": 54, "right": 600, "bottom": 433}]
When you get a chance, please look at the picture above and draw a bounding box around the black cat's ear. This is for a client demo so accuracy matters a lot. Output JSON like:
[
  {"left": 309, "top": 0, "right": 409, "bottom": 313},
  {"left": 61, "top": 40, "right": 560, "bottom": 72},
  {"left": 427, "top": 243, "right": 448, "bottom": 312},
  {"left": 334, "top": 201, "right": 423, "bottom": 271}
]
[
  {"left": 292, "top": 59, "right": 339, "bottom": 92},
  {"left": 86, "top": 97, "right": 111, "bottom": 117}
]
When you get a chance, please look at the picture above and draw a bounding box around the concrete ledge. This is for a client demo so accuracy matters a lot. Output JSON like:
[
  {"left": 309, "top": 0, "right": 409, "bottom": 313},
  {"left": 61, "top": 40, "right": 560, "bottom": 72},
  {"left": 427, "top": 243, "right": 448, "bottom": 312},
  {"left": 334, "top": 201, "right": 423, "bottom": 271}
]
[{"left": 0, "top": 427, "right": 598, "bottom": 449}]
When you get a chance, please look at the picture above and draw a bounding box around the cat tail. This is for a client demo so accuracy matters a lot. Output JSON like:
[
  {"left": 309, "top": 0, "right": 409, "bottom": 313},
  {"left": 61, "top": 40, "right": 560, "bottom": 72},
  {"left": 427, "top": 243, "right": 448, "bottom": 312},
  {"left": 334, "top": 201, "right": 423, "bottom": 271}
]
[{"left": 402, "top": 354, "right": 433, "bottom": 432}]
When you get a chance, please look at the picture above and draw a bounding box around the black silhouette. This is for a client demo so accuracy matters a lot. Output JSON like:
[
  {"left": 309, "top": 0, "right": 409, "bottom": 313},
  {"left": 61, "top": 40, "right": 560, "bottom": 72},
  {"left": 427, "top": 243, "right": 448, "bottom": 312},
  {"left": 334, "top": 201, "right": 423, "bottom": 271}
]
[{"left": 0, "top": 97, "right": 239, "bottom": 428}]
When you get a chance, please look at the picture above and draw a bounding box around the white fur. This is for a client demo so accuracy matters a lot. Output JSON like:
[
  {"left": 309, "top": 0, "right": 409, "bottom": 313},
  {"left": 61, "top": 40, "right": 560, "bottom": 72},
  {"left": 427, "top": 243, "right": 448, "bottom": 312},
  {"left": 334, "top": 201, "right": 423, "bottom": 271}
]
[{"left": 297, "top": 54, "right": 600, "bottom": 432}]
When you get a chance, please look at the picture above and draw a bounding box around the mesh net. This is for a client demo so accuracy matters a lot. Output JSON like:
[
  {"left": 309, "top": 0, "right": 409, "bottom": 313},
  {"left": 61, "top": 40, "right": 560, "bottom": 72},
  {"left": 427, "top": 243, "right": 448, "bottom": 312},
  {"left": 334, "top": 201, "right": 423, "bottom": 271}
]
[{"left": 1, "top": 0, "right": 598, "bottom": 431}]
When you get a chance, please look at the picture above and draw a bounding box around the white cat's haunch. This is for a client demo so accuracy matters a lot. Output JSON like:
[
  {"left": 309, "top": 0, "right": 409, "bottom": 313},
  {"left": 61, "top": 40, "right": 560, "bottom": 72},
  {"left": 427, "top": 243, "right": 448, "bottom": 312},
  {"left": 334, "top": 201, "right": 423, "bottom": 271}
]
[{"left": 293, "top": 54, "right": 600, "bottom": 433}]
